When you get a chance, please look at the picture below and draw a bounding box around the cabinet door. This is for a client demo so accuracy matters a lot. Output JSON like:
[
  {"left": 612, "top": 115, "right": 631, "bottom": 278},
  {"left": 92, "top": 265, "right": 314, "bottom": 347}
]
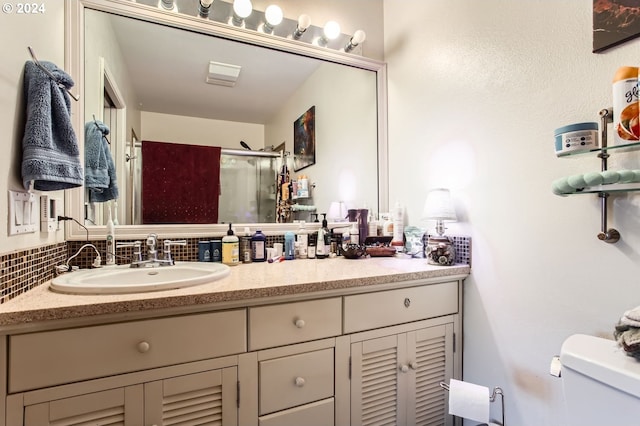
[
  {"left": 350, "top": 323, "right": 455, "bottom": 426},
  {"left": 144, "top": 366, "right": 238, "bottom": 426},
  {"left": 23, "top": 385, "right": 144, "bottom": 425},
  {"left": 350, "top": 333, "right": 408, "bottom": 426},
  {"left": 406, "top": 323, "right": 454, "bottom": 426}
]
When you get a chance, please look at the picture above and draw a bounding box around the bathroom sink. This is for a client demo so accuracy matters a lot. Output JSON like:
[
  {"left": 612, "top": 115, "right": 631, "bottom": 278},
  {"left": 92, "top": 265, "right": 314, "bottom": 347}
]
[{"left": 50, "top": 262, "right": 231, "bottom": 295}]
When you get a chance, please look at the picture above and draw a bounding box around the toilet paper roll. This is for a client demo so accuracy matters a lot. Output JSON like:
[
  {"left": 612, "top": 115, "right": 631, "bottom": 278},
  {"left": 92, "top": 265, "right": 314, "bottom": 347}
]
[{"left": 448, "top": 379, "right": 490, "bottom": 423}]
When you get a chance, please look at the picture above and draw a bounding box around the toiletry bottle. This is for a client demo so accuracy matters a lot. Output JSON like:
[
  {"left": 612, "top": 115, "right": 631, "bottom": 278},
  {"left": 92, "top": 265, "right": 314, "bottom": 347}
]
[
  {"left": 308, "top": 233, "right": 316, "bottom": 259},
  {"left": 297, "top": 221, "right": 308, "bottom": 259},
  {"left": 284, "top": 231, "right": 296, "bottom": 260},
  {"left": 105, "top": 206, "right": 116, "bottom": 265},
  {"left": 222, "top": 224, "right": 240, "bottom": 266},
  {"left": 241, "top": 227, "right": 252, "bottom": 263},
  {"left": 316, "top": 214, "right": 330, "bottom": 259},
  {"left": 251, "top": 229, "right": 267, "bottom": 262},
  {"left": 392, "top": 202, "right": 405, "bottom": 252},
  {"left": 350, "top": 222, "right": 360, "bottom": 245}
]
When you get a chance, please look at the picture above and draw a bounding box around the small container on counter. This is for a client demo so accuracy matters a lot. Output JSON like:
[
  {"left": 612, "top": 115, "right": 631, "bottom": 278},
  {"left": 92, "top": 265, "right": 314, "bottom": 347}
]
[
  {"left": 211, "top": 239, "right": 222, "bottom": 262},
  {"left": 251, "top": 229, "right": 267, "bottom": 262},
  {"left": 198, "top": 241, "right": 211, "bottom": 262}
]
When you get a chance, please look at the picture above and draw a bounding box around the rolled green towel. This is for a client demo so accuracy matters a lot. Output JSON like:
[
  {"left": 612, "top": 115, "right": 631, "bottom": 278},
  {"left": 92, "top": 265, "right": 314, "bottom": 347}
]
[
  {"left": 552, "top": 177, "right": 574, "bottom": 195},
  {"left": 568, "top": 174, "right": 587, "bottom": 189},
  {"left": 619, "top": 169, "right": 635, "bottom": 183},
  {"left": 601, "top": 170, "right": 620, "bottom": 184},
  {"left": 584, "top": 172, "right": 604, "bottom": 186}
]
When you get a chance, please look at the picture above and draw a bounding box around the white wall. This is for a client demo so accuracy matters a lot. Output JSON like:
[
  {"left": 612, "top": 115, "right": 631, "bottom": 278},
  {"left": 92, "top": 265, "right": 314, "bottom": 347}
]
[
  {"left": 265, "top": 62, "right": 378, "bottom": 217},
  {"left": 384, "top": 1, "right": 640, "bottom": 425},
  {"left": 140, "top": 111, "right": 264, "bottom": 149},
  {"left": 0, "top": 0, "right": 66, "bottom": 253}
]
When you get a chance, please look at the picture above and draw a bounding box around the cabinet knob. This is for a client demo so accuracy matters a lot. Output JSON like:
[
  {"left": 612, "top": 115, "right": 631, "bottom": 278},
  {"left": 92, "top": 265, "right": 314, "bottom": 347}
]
[
  {"left": 410, "top": 361, "right": 419, "bottom": 370},
  {"left": 294, "top": 318, "right": 306, "bottom": 328},
  {"left": 137, "top": 341, "right": 150, "bottom": 353},
  {"left": 399, "top": 364, "right": 409, "bottom": 373},
  {"left": 295, "top": 376, "right": 306, "bottom": 387},
  {"left": 404, "top": 298, "right": 411, "bottom": 308}
]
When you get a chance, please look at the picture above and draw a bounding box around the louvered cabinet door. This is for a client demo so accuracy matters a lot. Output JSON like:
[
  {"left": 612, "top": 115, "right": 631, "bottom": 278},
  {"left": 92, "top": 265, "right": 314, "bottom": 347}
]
[
  {"left": 350, "top": 334, "right": 408, "bottom": 426},
  {"left": 23, "top": 385, "right": 144, "bottom": 425},
  {"left": 145, "top": 367, "right": 238, "bottom": 426},
  {"left": 406, "top": 323, "right": 454, "bottom": 426}
]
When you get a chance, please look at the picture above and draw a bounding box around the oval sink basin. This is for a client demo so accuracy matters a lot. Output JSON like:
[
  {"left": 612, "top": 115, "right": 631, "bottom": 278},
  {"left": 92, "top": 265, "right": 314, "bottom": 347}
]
[{"left": 50, "top": 262, "right": 231, "bottom": 295}]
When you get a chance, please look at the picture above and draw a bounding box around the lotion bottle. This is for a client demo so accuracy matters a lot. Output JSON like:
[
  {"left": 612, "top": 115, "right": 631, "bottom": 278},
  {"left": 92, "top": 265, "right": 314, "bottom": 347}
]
[
  {"left": 222, "top": 224, "right": 240, "bottom": 266},
  {"left": 105, "top": 205, "right": 116, "bottom": 265},
  {"left": 297, "top": 221, "right": 308, "bottom": 259}
]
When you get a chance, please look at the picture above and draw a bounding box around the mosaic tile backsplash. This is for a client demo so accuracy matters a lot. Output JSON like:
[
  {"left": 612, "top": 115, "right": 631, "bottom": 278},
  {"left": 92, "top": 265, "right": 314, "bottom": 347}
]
[{"left": 2, "top": 235, "right": 471, "bottom": 304}]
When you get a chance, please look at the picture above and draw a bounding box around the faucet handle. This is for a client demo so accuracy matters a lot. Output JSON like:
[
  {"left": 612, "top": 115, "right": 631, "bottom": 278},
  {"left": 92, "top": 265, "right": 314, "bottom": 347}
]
[
  {"left": 116, "top": 241, "right": 143, "bottom": 263},
  {"left": 162, "top": 239, "right": 187, "bottom": 265}
]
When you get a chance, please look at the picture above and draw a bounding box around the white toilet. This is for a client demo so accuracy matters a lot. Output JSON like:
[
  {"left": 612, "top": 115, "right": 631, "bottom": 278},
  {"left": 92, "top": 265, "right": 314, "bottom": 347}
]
[{"left": 560, "top": 333, "right": 640, "bottom": 425}]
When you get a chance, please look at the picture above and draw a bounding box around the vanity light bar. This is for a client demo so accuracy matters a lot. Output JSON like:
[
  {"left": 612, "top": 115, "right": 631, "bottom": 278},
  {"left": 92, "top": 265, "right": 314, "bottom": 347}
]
[{"left": 135, "top": 0, "right": 366, "bottom": 55}]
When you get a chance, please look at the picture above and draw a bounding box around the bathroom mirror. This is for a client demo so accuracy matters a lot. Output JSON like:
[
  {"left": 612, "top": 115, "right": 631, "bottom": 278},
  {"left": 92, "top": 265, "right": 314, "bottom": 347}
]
[{"left": 65, "top": 0, "right": 388, "bottom": 240}]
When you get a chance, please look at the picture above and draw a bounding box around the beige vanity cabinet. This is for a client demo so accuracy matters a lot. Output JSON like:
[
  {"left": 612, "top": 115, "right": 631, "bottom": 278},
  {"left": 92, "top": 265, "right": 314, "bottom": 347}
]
[
  {"left": 336, "top": 281, "right": 461, "bottom": 426},
  {"left": 5, "top": 309, "right": 247, "bottom": 426}
]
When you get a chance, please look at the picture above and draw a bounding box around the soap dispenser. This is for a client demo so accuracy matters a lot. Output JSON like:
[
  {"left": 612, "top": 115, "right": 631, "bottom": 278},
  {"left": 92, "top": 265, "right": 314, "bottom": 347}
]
[
  {"left": 316, "top": 214, "right": 330, "bottom": 259},
  {"left": 222, "top": 224, "right": 240, "bottom": 266}
]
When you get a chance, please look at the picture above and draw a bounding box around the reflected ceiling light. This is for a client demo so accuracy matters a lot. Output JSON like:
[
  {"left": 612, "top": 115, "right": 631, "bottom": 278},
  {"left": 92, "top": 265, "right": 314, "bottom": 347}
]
[
  {"left": 160, "top": 0, "right": 176, "bottom": 11},
  {"left": 345, "top": 30, "right": 366, "bottom": 52},
  {"left": 263, "top": 5, "right": 283, "bottom": 33},
  {"left": 318, "top": 20, "right": 340, "bottom": 46},
  {"left": 231, "top": 0, "right": 252, "bottom": 26},
  {"left": 199, "top": 0, "right": 214, "bottom": 17},
  {"left": 293, "top": 14, "right": 311, "bottom": 39},
  {"left": 206, "top": 61, "right": 242, "bottom": 87}
]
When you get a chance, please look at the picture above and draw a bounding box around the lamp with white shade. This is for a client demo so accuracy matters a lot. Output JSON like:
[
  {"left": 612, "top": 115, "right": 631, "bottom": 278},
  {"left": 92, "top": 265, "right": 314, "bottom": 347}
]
[{"left": 423, "top": 188, "right": 457, "bottom": 265}]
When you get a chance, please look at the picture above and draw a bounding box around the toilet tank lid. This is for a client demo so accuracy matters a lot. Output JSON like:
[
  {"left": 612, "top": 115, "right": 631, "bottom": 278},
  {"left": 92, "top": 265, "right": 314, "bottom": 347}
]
[{"left": 560, "top": 334, "right": 640, "bottom": 398}]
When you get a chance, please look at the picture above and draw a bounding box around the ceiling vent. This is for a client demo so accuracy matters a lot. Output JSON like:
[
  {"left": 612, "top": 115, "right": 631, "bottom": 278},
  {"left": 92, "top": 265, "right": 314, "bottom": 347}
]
[{"left": 206, "top": 61, "right": 241, "bottom": 87}]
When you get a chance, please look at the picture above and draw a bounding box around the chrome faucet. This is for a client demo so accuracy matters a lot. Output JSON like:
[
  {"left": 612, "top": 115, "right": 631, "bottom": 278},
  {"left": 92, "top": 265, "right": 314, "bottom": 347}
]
[{"left": 126, "top": 234, "right": 187, "bottom": 268}]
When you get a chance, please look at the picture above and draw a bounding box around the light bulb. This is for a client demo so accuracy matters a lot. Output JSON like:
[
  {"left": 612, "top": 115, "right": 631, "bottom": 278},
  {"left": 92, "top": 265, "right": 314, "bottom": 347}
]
[
  {"left": 323, "top": 21, "right": 341, "bottom": 40},
  {"left": 201, "top": 0, "right": 213, "bottom": 6},
  {"left": 351, "top": 30, "right": 366, "bottom": 45},
  {"left": 293, "top": 14, "right": 311, "bottom": 39},
  {"left": 233, "top": 0, "right": 252, "bottom": 19},
  {"left": 265, "top": 5, "right": 283, "bottom": 27}
]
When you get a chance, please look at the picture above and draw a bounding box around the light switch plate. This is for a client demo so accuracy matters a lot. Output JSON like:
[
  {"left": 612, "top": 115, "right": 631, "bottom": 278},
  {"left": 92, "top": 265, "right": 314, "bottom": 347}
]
[{"left": 8, "top": 190, "right": 37, "bottom": 235}]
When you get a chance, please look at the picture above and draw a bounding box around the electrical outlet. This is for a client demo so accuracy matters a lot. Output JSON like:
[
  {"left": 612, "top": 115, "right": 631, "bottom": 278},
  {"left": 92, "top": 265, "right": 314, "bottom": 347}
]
[{"left": 40, "top": 195, "right": 60, "bottom": 233}]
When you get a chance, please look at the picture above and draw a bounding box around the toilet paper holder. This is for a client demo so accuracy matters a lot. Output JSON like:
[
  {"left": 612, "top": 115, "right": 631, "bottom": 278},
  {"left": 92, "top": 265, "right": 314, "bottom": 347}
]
[{"left": 439, "top": 381, "right": 505, "bottom": 426}]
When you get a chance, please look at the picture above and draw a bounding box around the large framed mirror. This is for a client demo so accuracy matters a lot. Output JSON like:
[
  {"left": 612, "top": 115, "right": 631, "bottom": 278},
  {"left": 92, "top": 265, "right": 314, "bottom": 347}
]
[{"left": 65, "top": 0, "right": 388, "bottom": 240}]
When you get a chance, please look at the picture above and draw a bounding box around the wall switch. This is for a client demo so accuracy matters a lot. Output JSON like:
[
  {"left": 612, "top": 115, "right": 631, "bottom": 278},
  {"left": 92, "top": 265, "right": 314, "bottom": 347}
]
[{"left": 8, "top": 190, "right": 37, "bottom": 235}]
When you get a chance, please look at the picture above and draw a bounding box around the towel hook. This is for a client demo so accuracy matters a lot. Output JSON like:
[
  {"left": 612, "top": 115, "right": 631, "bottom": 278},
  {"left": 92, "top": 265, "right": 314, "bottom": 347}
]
[{"left": 27, "top": 46, "right": 79, "bottom": 101}]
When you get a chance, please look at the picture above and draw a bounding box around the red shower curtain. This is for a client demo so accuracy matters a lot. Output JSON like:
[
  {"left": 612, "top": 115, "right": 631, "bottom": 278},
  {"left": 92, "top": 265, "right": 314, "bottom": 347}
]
[{"left": 141, "top": 140, "right": 221, "bottom": 224}]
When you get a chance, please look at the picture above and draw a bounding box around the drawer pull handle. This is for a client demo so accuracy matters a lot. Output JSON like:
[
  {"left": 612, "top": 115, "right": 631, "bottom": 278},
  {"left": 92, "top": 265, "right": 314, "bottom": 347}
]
[
  {"left": 410, "top": 362, "right": 419, "bottom": 370},
  {"left": 137, "top": 341, "right": 150, "bottom": 353},
  {"left": 399, "top": 364, "right": 409, "bottom": 373},
  {"left": 404, "top": 298, "right": 411, "bottom": 308},
  {"left": 295, "top": 377, "right": 306, "bottom": 387},
  {"left": 294, "top": 318, "right": 306, "bottom": 328}
]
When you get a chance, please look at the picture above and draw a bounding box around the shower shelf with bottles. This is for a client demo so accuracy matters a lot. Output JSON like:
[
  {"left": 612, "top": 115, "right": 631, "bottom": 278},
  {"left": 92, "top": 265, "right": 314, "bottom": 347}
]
[{"left": 554, "top": 107, "right": 640, "bottom": 243}]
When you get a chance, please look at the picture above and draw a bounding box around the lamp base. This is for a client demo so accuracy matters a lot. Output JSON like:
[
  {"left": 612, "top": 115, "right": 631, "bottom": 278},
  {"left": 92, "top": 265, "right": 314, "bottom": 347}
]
[{"left": 426, "top": 236, "right": 456, "bottom": 266}]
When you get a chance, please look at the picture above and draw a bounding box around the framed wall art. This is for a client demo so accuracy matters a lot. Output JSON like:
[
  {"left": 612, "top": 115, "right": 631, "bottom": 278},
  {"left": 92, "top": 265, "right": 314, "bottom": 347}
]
[
  {"left": 593, "top": 0, "right": 640, "bottom": 53},
  {"left": 293, "top": 106, "right": 316, "bottom": 171}
]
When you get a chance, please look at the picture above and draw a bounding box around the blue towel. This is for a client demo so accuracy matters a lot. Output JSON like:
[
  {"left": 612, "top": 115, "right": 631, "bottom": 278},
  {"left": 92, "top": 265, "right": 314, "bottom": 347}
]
[
  {"left": 21, "top": 60, "right": 83, "bottom": 191},
  {"left": 85, "top": 120, "right": 118, "bottom": 202}
]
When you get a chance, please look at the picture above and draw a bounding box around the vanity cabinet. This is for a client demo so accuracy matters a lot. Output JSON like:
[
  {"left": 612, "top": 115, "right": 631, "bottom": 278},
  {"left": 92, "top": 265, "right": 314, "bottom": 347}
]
[{"left": 2, "top": 276, "right": 464, "bottom": 426}]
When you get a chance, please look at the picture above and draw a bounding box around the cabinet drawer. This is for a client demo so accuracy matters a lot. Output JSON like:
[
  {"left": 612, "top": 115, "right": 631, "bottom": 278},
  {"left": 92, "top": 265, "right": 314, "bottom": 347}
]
[
  {"left": 259, "top": 348, "right": 334, "bottom": 415},
  {"left": 9, "top": 309, "right": 246, "bottom": 393},
  {"left": 248, "top": 298, "right": 341, "bottom": 350},
  {"left": 259, "top": 398, "right": 334, "bottom": 426},
  {"left": 343, "top": 282, "right": 458, "bottom": 333}
]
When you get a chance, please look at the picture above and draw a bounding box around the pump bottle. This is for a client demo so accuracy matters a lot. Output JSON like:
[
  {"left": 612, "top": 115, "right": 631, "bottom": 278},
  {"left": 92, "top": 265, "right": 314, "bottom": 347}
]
[
  {"left": 297, "top": 221, "right": 308, "bottom": 259},
  {"left": 222, "top": 224, "right": 240, "bottom": 266}
]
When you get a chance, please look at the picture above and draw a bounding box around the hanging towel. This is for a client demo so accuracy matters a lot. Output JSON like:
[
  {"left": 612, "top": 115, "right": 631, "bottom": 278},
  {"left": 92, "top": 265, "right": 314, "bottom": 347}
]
[
  {"left": 85, "top": 120, "right": 118, "bottom": 202},
  {"left": 21, "top": 60, "right": 83, "bottom": 191}
]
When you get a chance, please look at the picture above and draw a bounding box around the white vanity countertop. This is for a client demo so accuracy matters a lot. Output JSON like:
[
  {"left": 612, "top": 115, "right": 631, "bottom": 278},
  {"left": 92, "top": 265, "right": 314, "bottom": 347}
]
[{"left": 0, "top": 257, "right": 470, "bottom": 328}]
